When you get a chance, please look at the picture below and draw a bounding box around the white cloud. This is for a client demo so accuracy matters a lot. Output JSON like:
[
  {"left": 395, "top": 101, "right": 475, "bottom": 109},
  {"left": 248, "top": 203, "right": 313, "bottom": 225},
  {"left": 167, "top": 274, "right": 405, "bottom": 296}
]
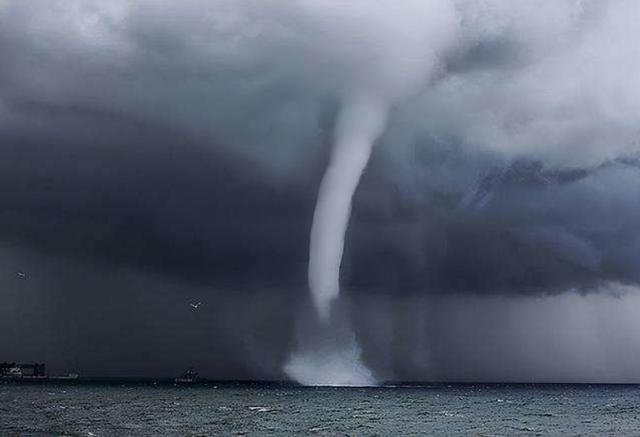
[{"left": 1, "top": 1, "right": 638, "bottom": 170}]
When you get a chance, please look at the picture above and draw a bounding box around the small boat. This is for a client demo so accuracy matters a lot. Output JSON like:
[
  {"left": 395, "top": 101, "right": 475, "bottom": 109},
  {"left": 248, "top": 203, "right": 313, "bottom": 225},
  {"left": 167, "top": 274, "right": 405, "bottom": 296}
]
[
  {"left": 50, "top": 373, "right": 79, "bottom": 380},
  {"left": 1, "top": 366, "right": 23, "bottom": 379},
  {"left": 174, "top": 367, "right": 199, "bottom": 383}
]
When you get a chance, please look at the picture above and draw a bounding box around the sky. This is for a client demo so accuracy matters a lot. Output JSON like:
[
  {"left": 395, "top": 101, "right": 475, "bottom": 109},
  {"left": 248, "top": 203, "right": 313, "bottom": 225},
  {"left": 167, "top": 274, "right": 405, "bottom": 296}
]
[{"left": 2, "top": 0, "right": 640, "bottom": 382}]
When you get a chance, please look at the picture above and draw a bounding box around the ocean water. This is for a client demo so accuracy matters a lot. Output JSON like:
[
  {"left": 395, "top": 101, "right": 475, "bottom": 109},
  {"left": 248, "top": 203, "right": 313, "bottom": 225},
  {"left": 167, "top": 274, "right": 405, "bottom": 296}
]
[{"left": 1, "top": 382, "right": 639, "bottom": 436}]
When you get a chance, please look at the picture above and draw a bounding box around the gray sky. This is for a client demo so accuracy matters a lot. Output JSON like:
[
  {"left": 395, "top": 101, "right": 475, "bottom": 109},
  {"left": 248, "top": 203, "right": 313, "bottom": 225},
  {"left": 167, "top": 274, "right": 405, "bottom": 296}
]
[{"left": 1, "top": 0, "right": 640, "bottom": 381}]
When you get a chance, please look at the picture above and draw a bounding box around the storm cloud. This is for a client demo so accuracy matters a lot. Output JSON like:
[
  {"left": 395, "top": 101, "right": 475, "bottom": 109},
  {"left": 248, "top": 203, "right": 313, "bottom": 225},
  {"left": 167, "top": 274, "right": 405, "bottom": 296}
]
[{"left": 2, "top": 0, "right": 640, "bottom": 381}]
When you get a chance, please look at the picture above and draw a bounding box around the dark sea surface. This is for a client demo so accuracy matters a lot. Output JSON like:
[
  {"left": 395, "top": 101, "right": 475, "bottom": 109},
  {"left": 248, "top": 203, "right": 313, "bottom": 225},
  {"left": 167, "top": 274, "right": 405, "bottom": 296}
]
[{"left": 1, "top": 381, "right": 640, "bottom": 436}]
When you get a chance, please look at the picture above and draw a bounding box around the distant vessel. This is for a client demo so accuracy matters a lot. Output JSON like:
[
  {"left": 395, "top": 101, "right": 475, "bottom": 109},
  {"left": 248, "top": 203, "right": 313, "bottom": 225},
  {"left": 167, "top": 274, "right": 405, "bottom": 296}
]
[
  {"left": 50, "top": 373, "right": 79, "bottom": 380},
  {"left": 174, "top": 367, "right": 199, "bottom": 383},
  {"left": 4, "top": 366, "right": 23, "bottom": 379},
  {"left": 1, "top": 362, "right": 77, "bottom": 381},
  {"left": 1, "top": 362, "right": 46, "bottom": 380}
]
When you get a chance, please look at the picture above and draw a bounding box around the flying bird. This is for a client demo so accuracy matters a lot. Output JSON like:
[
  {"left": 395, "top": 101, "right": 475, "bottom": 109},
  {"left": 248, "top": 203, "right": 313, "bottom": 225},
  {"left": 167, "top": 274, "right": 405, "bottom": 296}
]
[
  {"left": 189, "top": 302, "right": 201, "bottom": 310},
  {"left": 17, "top": 271, "right": 26, "bottom": 279}
]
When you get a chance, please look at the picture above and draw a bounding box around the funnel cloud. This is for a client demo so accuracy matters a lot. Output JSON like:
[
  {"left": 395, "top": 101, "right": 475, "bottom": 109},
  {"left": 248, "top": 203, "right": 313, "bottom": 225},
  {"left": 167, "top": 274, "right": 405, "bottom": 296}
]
[{"left": 309, "top": 97, "right": 387, "bottom": 320}]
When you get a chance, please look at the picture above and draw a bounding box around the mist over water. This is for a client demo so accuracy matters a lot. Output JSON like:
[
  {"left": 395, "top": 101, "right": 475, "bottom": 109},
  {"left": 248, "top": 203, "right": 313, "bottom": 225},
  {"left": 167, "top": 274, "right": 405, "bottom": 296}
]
[{"left": 284, "top": 301, "right": 375, "bottom": 386}]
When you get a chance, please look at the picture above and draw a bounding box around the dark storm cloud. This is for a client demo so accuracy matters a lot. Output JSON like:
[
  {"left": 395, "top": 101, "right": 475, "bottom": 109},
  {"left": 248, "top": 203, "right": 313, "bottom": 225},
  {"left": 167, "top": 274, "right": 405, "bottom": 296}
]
[
  {"left": 3, "top": 105, "right": 640, "bottom": 296},
  {"left": 343, "top": 157, "right": 640, "bottom": 296},
  {"left": 0, "top": 113, "right": 315, "bottom": 288},
  {"left": 0, "top": 244, "right": 297, "bottom": 379},
  {"left": 2, "top": 0, "right": 640, "bottom": 380}
]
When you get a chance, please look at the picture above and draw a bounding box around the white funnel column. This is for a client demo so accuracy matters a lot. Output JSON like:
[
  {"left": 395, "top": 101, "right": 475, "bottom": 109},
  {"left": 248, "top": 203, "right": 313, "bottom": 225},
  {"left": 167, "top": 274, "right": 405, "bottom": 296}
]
[{"left": 308, "top": 96, "right": 387, "bottom": 320}]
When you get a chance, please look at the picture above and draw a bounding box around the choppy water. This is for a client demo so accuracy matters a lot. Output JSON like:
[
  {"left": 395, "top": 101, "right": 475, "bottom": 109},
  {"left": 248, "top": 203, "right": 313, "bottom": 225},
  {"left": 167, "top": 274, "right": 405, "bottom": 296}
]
[{"left": 1, "top": 382, "right": 639, "bottom": 436}]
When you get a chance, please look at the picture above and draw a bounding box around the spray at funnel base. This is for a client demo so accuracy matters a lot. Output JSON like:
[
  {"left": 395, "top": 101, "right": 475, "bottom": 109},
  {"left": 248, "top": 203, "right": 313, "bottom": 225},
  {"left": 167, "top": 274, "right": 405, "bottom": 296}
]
[
  {"left": 284, "top": 333, "right": 374, "bottom": 386},
  {"left": 284, "top": 300, "right": 376, "bottom": 386}
]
